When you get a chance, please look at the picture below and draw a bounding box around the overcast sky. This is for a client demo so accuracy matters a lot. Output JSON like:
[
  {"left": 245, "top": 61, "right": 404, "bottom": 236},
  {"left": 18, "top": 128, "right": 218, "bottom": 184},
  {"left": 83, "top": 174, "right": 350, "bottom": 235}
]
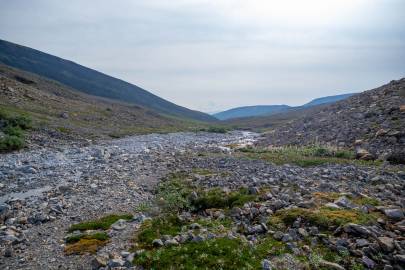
[{"left": 1, "top": 0, "right": 404, "bottom": 112}]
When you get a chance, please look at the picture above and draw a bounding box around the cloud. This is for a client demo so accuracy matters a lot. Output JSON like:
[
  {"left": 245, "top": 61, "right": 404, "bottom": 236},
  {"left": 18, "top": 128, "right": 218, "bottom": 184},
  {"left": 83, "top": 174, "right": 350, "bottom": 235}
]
[{"left": 1, "top": 0, "right": 404, "bottom": 111}]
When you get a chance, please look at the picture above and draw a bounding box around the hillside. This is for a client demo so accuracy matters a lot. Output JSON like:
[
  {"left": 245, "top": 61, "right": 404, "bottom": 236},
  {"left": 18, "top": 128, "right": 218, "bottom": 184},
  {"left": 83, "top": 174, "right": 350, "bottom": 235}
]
[
  {"left": 302, "top": 93, "right": 354, "bottom": 107},
  {"left": 0, "top": 64, "right": 203, "bottom": 148},
  {"left": 0, "top": 39, "right": 216, "bottom": 122},
  {"left": 214, "top": 93, "right": 353, "bottom": 120},
  {"left": 257, "top": 78, "right": 405, "bottom": 161},
  {"left": 213, "top": 105, "right": 290, "bottom": 120}
]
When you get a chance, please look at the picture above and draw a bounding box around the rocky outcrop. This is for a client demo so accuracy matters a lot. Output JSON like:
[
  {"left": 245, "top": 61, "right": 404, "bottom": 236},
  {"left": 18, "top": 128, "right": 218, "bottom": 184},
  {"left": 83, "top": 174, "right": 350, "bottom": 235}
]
[{"left": 258, "top": 78, "right": 405, "bottom": 162}]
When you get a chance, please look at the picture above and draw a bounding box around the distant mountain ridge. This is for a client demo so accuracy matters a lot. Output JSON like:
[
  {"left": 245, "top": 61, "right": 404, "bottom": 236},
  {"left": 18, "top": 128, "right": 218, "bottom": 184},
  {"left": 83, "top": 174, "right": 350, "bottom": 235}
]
[
  {"left": 0, "top": 39, "right": 216, "bottom": 122},
  {"left": 214, "top": 93, "right": 354, "bottom": 120},
  {"left": 213, "top": 105, "right": 291, "bottom": 120},
  {"left": 302, "top": 93, "right": 354, "bottom": 107}
]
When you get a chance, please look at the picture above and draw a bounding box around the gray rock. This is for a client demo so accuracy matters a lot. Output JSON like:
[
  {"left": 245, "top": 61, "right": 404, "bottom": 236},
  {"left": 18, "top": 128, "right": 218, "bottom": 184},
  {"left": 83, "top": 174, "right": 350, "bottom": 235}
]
[
  {"left": 383, "top": 209, "right": 404, "bottom": 220},
  {"left": 377, "top": 237, "right": 394, "bottom": 252},
  {"left": 319, "top": 260, "right": 346, "bottom": 270},
  {"left": 91, "top": 256, "right": 108, "bottom": 269},
  {"left": 261, "top": 259, "right": 272, "bottom": 270},
  {"left": 111, "top": 219, "right": 127, "bottom": 231},
  {"left": 362, "top": 256, "right": 376, "bottom": 269},
  {"left": 152, "top": 239, "right": 164, "bottom": 247},
  {"left": 334, "top": 196, "right": 356, "bottom": 209},
  {"left": 164, "top": 239, "right": 179, "bottom": 246},
  {"left": 107, "top": 258, "right": 125, "bottom": 268},
  {"left": 344, "top": 223, "right": 371, "bottom": 236}
]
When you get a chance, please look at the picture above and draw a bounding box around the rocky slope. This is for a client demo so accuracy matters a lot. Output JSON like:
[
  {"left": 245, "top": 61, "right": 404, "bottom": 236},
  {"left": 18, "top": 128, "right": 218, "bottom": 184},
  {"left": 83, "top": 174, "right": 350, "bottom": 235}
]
[
  {"left": 258, "top": 78, "right": 405, "bottom": 162},
  {"left": 1, "top": 131, "right": 404, "bottom": 270}
]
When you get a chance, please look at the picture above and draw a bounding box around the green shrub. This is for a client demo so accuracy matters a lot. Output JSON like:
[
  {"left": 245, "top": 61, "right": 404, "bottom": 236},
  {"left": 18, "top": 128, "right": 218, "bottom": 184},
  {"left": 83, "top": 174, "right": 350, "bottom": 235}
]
[
  {"left": 4, "top": 126, "right": 23, "bottom": 137},
  {"left": 205, "top": 126, "right": 228, "bottom": 133},
  {"left": 0, "top": 135, "right": 25, "bottom": 151}
]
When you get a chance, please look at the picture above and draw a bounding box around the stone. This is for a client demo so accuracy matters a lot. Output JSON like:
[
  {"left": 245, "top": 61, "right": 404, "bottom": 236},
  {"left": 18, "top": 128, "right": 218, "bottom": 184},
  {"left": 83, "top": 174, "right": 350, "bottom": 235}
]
[
  {"left": 164, "top": 239, "right": 179, "bottom": 246},
  {"left": 91, "top": 256, "right": 108, "bottom": 269},
  {"left": 107, "top": 258, "right": 125, "bottom": 268},
  {"left": 377, "top": 237, "right": 394, "bottom": 252},
  {"left": 325, "top": 202, "right": 340, "bottom": 209},
  {"left": 319, "top": 260, "right": 346, "bottom": 270},
  {"left": 273, "top": 231, "right": 284, "bottom": 241},
  {"left": 111, "top": 219, "right": 127, "bottom": 231},
  {"left": 343, "top": 223, "right": 371, "bottom": 236},
  {"left": 383, "top": 209, "right": 404, "bottom": 220},
  {"left": 248, "top": 186, "right": 260, "bottom": 195},
  {"left": 152, "top": 239, "right": 164, "bottom": 247},
  {"left": 393, "top": 254, "right": 405, "bottom": 264},
  {"left": 4, "top": 247, "right": 13, "bottom": 257},
  {"left": 362, "top": 256, "right": 376, "bottom": 269},
  {"left": 261, "top": 259, "right": 272, "bottom": 270},
  {"left": 355, "top": 148, "right": 374, "bottom": 160},
  {"left": 189, "top": 223, "right": 202, "bottom": 230},
  {"left": 334, "top": 196, "right": 356, "bottom": 209},
  {"left": 298, "top": 228, "right": 308, "bottom": 237},
  {"left": 356, "top": 239, "right": 370, "bottom": 247},
  {"left": 0, "top": 203, "right": 11, "bottom": 223}
]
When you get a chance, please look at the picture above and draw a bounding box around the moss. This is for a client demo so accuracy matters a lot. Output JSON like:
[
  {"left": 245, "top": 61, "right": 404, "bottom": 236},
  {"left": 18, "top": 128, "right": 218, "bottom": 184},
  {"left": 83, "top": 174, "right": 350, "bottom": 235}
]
[
  {"left": 273, "top": 207, "right": 377, "bottom": 230},
  {"left": 155, "top": 173, "right": 193, "bottom": 213},
  {"left": 135, "top": 215, "right": 185, "bottom": 249},
  {"left": 352, "top": 196, "right": 380, "bottom": 206},
  {"left": 64, "top": 238, "right": 107, "bottom": 255},
  {"left": 68, "top": 214, "right": 133, "bottom": 232},
  {"left": 191, "top": 188, "right": 256, "bottom": 212},
  {"left": 134, "top": 238, "right": 257, "bottom": 269},
  {"left": 66, "top": 232, "right": 109, "bottom": 244}
]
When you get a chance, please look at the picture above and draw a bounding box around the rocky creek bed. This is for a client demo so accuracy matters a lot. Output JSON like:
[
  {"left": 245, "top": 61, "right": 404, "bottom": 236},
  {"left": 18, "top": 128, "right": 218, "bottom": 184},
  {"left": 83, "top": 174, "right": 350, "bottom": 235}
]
[{"left": 0, "top": 131, "right": 404, "bottom": 270}]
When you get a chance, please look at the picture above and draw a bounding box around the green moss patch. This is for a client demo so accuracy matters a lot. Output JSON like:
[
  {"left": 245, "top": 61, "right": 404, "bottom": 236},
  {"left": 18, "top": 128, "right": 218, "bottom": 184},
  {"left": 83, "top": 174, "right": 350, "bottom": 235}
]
[
  {"left": 191, "top": 188, "right": 257, "bottom": 212},
  {"left": 271, "top": 207, "right": 378, "bottom": 230},
  {"left": 68, "top": 214, "right": 133, "bottom": 232},
  {"left": 66, "top": 232, "right": 109, "bottom": 244}
]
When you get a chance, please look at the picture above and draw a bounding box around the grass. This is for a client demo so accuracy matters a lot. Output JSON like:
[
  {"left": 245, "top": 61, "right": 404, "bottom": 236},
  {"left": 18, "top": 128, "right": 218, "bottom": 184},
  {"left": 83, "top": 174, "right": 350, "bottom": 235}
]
[
  {"left": 65, "top": 232, "right": 109, "bottom": 244},
  {"left": 237, "top": 145, "right": 382, "bottom": 167},
  {"left": 68, "top": 213, "right": 133, "bottom": 232},
  {"left": 0, "top": 107, "right": 32, "bottom": 152},
  {"left": 270, "top": 207, "right": 378, "bottom": 230}
]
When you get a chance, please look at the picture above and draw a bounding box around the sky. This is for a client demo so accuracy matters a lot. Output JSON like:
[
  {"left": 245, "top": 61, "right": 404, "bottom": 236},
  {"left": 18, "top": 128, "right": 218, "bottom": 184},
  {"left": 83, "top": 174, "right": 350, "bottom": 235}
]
[{"left": 1, "top": 0, "right": 405, "bottom": 113}]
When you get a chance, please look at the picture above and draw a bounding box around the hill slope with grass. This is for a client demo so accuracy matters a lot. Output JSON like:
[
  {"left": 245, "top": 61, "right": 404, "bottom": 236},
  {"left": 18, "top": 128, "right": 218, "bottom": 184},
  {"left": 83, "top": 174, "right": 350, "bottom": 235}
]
[
  {"left": 257, "top": 78, "right": 405, "bottom": 162},
  {"left": 0, "top": 64, "right": 207, "bottom": 150},
  {"left": 0, "top": 39, "right": 216, "bottom": 122}
]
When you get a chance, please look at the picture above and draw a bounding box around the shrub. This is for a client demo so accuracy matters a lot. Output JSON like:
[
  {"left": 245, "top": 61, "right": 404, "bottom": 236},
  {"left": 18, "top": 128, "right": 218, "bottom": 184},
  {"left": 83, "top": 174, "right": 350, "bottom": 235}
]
[
  {"left": 0, "top": 135, "right": 25, "bottom": 151},
  {"left": 205, "top": 126, "right": 228, "bottom": 133}
]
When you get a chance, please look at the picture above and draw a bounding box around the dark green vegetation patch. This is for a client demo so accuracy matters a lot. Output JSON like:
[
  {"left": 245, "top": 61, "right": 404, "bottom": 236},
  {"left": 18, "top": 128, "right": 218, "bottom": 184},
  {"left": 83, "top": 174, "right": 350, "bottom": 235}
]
[
  {"left": 68, "top": 214, "right": 133, "bottom": 232},
  {"left": 0, "top": 107, "right": 31, "bottom": 152}
]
